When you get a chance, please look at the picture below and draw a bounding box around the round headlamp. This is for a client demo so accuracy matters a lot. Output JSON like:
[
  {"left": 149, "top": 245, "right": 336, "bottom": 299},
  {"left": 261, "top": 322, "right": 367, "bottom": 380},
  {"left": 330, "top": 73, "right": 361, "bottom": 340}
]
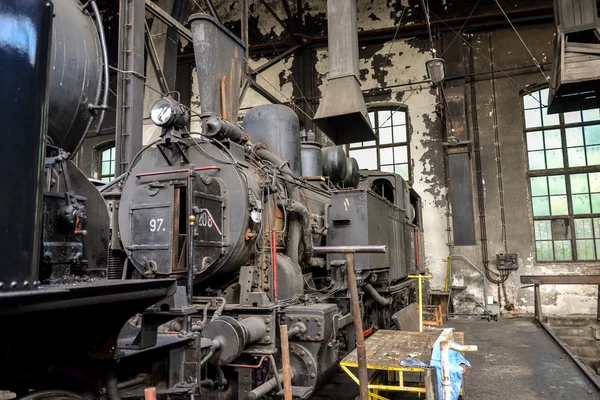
[{"left": 150, "top": 98, "right": 177, "bottom": 127}]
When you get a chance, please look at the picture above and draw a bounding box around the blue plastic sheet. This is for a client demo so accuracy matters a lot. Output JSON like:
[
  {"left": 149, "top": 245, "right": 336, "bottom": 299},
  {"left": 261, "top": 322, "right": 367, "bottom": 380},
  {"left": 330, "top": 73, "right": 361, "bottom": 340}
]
[
  {"left": 429, "top": 337, "right": 471, "bottom": 400},
  {"left": 399, "top": 357, "right": 429, "bottom": 368}
]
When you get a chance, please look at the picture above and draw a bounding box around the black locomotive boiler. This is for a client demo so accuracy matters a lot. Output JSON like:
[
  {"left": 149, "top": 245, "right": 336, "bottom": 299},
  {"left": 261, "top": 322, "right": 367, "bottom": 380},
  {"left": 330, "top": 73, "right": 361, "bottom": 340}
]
[
  {"left": 0, "top": 4, "right": 424, "bottom": 399},
  {"left": 104, "top": 14, "right": 424, "bottom": 399}
]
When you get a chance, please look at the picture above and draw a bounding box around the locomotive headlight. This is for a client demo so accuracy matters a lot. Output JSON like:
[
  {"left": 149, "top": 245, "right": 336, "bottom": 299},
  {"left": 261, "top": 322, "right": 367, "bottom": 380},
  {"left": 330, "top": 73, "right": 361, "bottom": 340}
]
[{"left": 150, "top": 98, "right": 177, "bottom": 127}]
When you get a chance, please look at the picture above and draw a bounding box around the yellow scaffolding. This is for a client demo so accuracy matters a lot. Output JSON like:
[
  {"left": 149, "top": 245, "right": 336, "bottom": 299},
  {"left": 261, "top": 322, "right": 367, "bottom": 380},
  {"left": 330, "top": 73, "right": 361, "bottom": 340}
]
[{"left": 339, "top": 330, "right": 465, "bottom": 400}]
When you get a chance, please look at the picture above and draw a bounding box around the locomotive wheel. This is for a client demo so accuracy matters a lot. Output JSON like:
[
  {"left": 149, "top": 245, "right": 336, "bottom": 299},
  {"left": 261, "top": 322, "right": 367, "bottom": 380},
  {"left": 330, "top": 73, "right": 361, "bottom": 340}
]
[{"left": 18, "top": 390, "right": 82, "bottom": 400}]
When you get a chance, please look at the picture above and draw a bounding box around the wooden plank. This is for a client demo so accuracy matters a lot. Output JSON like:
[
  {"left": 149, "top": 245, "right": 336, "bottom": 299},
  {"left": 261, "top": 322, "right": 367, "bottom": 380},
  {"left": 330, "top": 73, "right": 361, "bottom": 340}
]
[
  {"left": 425, "top": 368, "right": 438, "bottom": 400},
  {"left": 564, "top": 69, "right": 600, "bottom": 83},
  {"left": 565, "top": 53, "right": 600, "bottom": 63},
  {"left": 520, "top": 275, "right": 600, "bottom": 285},
  {"left": 395, "top": 303, "right": 419, "bottom": 332},
  {"left": 566, "top": 41, "right": 600, "bottom": 50},
  {"left": 564, "top": 59, "right": 600, "bottom": 71},
  {"left": 341, "top": 329, "right": 464, "bottom": 368}
]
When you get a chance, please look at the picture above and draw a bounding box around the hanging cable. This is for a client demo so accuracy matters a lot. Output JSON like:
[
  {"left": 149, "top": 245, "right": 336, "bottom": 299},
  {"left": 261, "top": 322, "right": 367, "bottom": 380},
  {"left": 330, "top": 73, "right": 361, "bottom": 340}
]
[
  {"left": 420, "top": 0, "right": 435, "bottom": 57},
  {"left": 441, "top": 0, "right": 481, "bottom": 57},
  {"left": 493, "top": 0, "right": 551, "bottom": 85},
  {"left": 428, "top": 8, "right": 545, "bottom": 107}
]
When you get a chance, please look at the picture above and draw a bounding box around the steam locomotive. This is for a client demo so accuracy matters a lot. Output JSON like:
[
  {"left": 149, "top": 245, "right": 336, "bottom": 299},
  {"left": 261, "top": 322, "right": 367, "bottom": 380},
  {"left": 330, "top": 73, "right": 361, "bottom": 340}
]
[{"left": 0, "top": 1, "right": 423, "bottom": 399}]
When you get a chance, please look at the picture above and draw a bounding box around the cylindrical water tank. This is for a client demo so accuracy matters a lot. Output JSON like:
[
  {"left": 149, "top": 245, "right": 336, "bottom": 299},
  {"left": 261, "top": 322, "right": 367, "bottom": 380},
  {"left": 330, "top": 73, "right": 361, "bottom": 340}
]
[
  {"left": 244, "top": 105, "right": 302, "bottom": 176},
  {"left": 48, "top": 0, "right": 102, "bottom": 153},
  {"left": 321, "top": 146, "right": 347, "bottom": 183},
  {"left": 300, "top": 142, "right": 323, "bottom": 177},
  {"left": 344, "top": 157, "right": 360, "bottom": 188}
]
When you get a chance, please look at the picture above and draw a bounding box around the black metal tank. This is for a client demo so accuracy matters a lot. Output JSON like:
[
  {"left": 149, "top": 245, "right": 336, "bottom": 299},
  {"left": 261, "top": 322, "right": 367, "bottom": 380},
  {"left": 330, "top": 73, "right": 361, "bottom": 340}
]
[
  {"left": 47, "top": 0, "right": 103, "bottom": 153},
  {"left": 0, "top": 0, "right": 54, "bottom": 289},
  {"left": 243, "top": 105, "right": 303, "bottom": 176}
]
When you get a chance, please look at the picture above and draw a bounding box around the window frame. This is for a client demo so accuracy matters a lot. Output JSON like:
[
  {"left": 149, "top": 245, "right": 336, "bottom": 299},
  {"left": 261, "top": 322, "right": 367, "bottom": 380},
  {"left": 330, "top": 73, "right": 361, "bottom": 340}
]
[
  {"left": 94, "top": 140, "right": 116, "bottom": 183},
  {"left": 346, "top": 105, "right": 412, "bottom": 182},
  {"left": 524, "top": 88, "right": 600, "bottom": 263}
]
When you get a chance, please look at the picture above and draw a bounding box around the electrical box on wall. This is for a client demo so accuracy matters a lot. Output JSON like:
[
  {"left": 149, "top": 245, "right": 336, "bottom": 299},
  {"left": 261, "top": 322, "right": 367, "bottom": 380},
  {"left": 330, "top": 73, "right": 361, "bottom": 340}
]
[{"left": 496, "top": 253, "right": 518, "bottom": 270}]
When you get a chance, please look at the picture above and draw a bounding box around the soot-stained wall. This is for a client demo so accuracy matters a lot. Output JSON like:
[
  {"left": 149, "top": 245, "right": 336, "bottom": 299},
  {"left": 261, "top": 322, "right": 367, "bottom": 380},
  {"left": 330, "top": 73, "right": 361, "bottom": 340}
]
[
  {"left": 188, "top": 0, "right": 599, "bottom": 315},
  {"left": 76, "top": 0, "right": 596, "bottom": 315},
  {"left": 196, "top": 0, "right": 599, "bottom": 315}
]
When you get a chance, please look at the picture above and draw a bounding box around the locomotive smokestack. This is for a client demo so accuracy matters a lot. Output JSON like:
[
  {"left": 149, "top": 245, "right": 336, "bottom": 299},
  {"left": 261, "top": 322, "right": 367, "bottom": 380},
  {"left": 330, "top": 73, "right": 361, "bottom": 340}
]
[
  {"left": 188, "top": 14, "right": 246, "bottom": 130},
  {"left": 313, "top": 0, "right": 375, "bottom": 145}
]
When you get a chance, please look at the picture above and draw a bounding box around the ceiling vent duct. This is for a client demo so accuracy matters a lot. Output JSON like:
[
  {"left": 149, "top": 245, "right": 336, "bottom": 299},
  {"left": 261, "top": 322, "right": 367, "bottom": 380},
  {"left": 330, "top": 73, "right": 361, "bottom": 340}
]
[{"left": 313, "top": 0, "right": 375, "bottom": 145}]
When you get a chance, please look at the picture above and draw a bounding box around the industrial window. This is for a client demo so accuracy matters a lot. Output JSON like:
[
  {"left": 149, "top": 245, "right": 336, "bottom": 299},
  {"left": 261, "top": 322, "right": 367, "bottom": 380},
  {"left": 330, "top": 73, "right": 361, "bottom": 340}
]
[
  {"left": 97, "top": 146, "right": 116, "bottom": 183},
  {"left": 348, "top": 109, "right": 410, "bottom": 181},
  {"left": 525, "top": 88, "right": 600, "bottom": 261}
]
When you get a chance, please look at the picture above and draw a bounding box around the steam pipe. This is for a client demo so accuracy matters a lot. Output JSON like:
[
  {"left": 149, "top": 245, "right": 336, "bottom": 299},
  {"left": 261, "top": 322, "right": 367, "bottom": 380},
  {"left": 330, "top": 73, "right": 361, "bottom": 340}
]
[
  {"left": 363, "top": 283, "right": 392, "bottom": 306},
  {"left": 246, "top": 371, "right": 293, "bottom": 400},
  {"left": 255, "top": 146, "right": 304, "bottom": 265},
  {"left": 106, "top": 370, "right": 121, "bottom": 400},
  {"left": 89, "top": 0, "right": 109, "bottom": 135}
]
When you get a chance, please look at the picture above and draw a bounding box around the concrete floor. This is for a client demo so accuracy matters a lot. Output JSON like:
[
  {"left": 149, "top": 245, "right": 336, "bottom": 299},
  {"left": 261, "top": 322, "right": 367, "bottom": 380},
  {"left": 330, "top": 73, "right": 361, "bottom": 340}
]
[
  {"left": 314, "top": 316, "right": 600, "bottom": 399},
  {"left": 2, "top": 317, "right": 598, "bottom": 399}
]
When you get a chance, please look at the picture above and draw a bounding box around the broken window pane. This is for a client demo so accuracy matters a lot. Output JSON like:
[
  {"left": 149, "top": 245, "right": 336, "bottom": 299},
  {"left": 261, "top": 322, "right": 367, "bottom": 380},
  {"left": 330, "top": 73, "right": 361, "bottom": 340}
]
[{"left": 551, "top": 218, "right": 571, "bottom": 240}]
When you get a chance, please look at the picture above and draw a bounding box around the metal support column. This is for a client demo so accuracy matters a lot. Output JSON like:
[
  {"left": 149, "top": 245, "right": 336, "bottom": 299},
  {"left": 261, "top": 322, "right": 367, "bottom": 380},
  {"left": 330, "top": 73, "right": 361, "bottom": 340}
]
[{"left": 115, "top": 0, "right": 145, "bottom": 176}]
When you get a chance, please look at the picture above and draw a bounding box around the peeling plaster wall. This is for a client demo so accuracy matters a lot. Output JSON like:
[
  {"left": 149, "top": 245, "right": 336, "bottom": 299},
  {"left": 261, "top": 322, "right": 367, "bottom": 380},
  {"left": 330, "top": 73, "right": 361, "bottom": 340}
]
[{"left": 189, "top": 0, "right": 597, "bottom": 315}]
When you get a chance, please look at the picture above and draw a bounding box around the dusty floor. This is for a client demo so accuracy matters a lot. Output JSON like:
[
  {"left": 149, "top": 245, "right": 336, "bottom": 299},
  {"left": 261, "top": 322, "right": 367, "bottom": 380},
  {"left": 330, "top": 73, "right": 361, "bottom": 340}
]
[{"left": 314, "top": 316, "right": 600, "bottom": 399}]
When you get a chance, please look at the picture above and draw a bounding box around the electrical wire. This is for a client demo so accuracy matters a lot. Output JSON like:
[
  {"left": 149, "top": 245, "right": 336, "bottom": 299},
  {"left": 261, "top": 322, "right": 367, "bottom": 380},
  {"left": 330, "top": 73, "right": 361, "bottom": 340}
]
[
  {"left": 428, "top": 8, "right": 546, "bottom": 107},
  {"left": 440, "top": 0, "right": 481, "bottom": 57},
  {"left": 493, "top": 0, "right": 551, "bottom": 85}
]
